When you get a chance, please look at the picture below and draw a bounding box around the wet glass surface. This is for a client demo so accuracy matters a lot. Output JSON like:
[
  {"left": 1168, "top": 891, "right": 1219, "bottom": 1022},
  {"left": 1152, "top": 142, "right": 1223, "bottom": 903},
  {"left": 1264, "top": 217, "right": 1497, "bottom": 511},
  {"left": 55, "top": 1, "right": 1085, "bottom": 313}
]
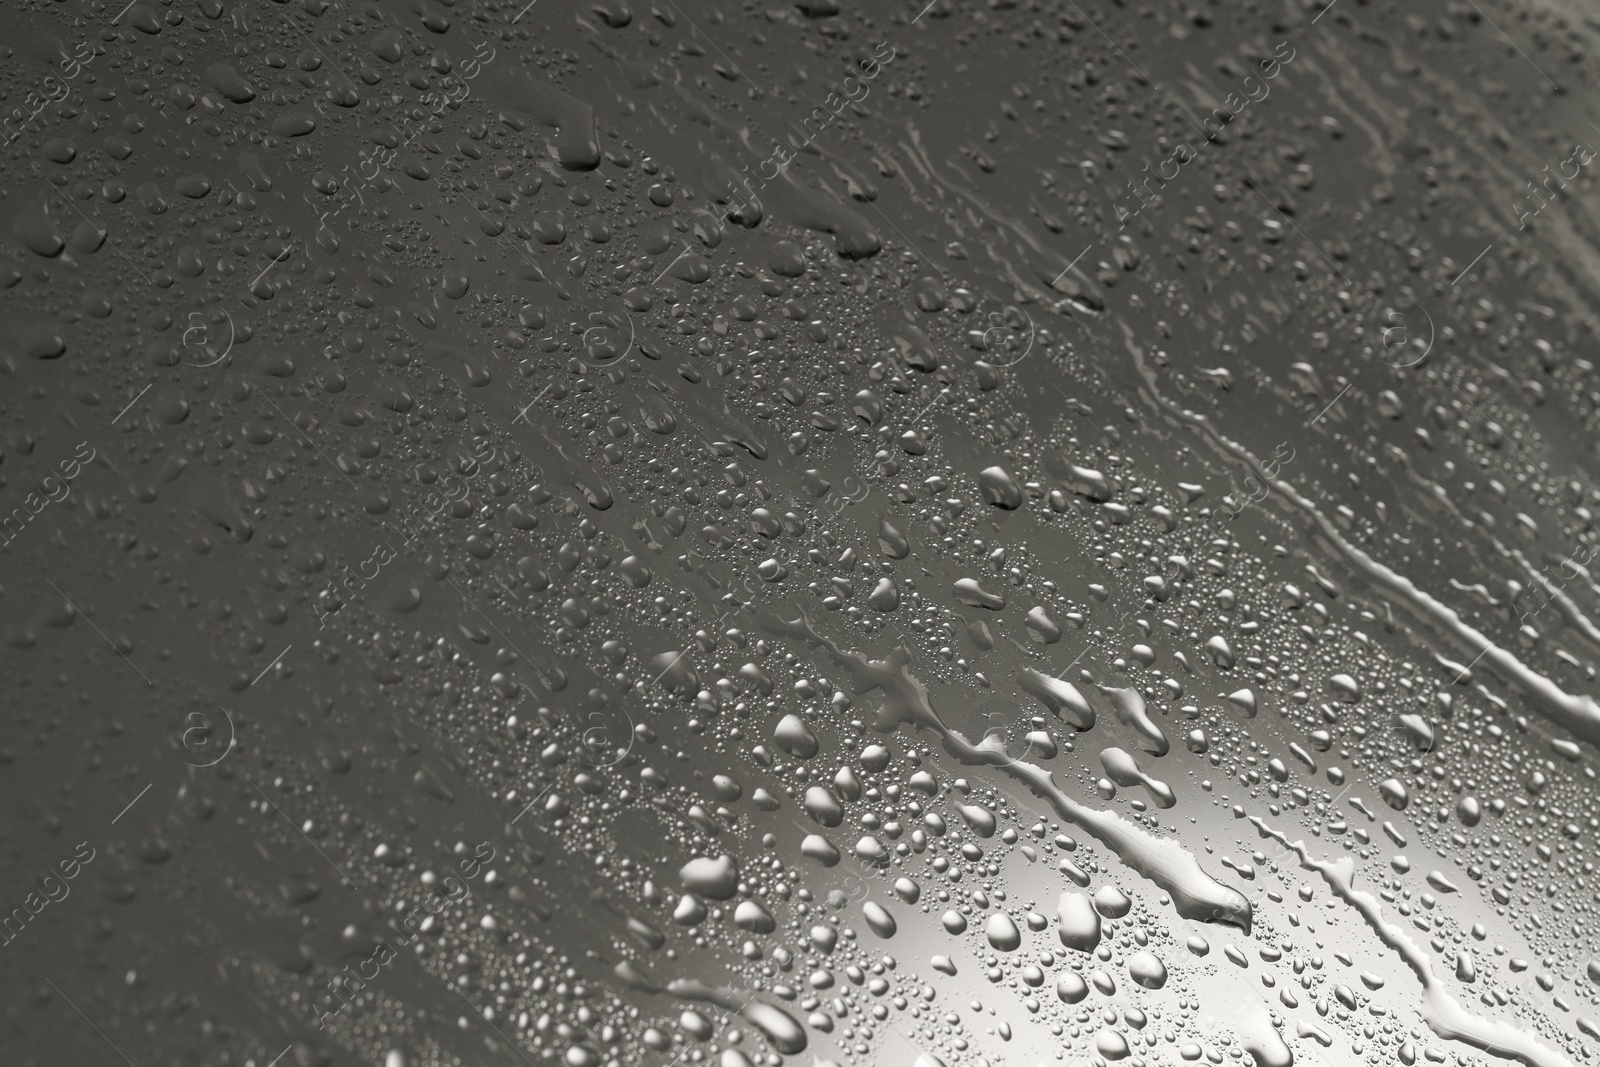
[{"left": 2, "top": 2, "right": 1600, "bottom": 1066}]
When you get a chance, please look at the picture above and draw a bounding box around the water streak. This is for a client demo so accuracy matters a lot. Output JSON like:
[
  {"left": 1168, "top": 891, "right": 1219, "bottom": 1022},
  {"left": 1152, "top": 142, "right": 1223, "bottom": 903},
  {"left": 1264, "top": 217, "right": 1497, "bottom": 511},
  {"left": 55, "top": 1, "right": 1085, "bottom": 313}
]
[
  {"left": 765, "top": 609, "right": 1253, "bottom": 932},
  {"left": 1249, "top": 817, "right": 1575, "bottom": 1067}
]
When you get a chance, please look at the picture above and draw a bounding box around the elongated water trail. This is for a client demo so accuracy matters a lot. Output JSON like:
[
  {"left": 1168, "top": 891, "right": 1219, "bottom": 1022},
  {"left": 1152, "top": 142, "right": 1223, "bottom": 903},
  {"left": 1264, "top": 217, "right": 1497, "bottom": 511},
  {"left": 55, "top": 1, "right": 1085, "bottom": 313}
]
[
  {"left": 1249, "top": 817, "right": 1575, "bottom": 1067},
  {"left": 765, "top": 609, "right": 1253, "bottom": 932},
  {"left": 1124, "top": 327, "right": 1600, "bottom": 748}
]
